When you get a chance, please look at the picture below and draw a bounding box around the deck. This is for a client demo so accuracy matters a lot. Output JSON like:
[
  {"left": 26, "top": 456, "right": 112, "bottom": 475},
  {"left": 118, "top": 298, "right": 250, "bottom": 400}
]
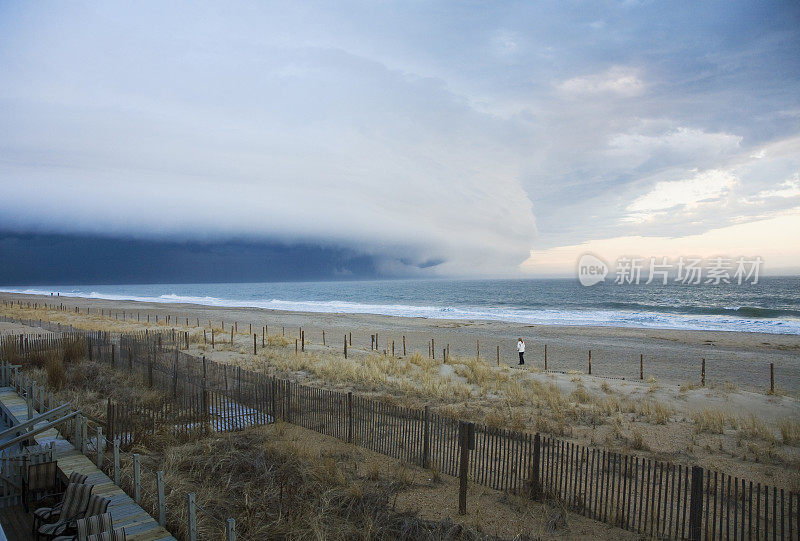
[{"left": 0, "top": 386, "right": 177, "bottom": 541}]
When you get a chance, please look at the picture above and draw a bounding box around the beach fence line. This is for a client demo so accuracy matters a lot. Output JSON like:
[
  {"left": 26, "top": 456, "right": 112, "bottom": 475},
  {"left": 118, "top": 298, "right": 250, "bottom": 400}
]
[
  {"left": 2, "top": 326, "right": 799, "bottom": 539},
  {"left": 0, "top": 309, "right": 782, "bottom": 393}
]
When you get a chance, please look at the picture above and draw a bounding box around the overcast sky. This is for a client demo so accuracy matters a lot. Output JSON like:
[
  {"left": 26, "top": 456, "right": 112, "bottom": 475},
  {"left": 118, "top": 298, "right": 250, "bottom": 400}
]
[{"left": 1, "top": 1, "right": 799, "bottom": 277}]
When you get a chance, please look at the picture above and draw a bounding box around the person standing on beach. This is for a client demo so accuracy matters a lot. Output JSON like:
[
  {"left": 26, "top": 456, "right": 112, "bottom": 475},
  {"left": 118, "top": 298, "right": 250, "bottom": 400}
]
[{"left": 517, "top": 338, "right": 525, "bottom": 365}]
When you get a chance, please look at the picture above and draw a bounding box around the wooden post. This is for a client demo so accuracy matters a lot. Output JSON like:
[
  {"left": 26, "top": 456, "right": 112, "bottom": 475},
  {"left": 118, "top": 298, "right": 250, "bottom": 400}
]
[
  {"left": 187, "top": 492, "right": 197, "bottom": 541},
  {"left": 133, "top": 453, "right": 141, "bottom": 503},
  {"left": 322, "top": 330, "right": 325, "bottom": 346},
  {"left": 344, "top": 335, "right": 348, "bottom": 359},
  {"left": 230, "top": 326, "right": 233, "bottom": 344},
  {"left": 497, "top": 345, "right": 500, "bottom": 366},
  {"left": 349, "top": 332, "right": 351, "bottom": 346},
  {"left": 204, "top": 330, "right": 207, "bottom": 346},
  {"left": 262, "top": 326, "right": 265, "bottom": 347},
  {"left": 588, "top": 350, "right": 592, "bottom": 375},
  {"left": 74, "top": 414, "right": 82, "bottom": 449},
  {"left": 688, "top": 466, "right": 703, "bottom": 540},
  {"left": 295, "top": 339, "right": 298, "bottom": 354},
  {"left": 544, "top": 344, "right": 547, "bottom": 370},
  {"left": 226, "top": 518, "right": 236, "bottom": 541},
  {"left": 402, "top": 335, "right": 406, "bottom": 356},
  {"left": 529, "top": 433, "right": 541, "bottom": 499},
  {"left": 371, "top": 334, "right": 375, "bottom": 350},
  {"left": 253, "top": 333, "right": 257, "bottom": 355},
  {"left": 458, "top": 421, "right": 474, "bottom": 515},
  {"left": 96, "top": 427, "right": 104, "bottom": 468},
  {"left": 113, "top": 439, "right": 120, "bottom": 485},
  {"left": 81, "top": 416, "right": 88, "bottom": 455},
  {"left": 301, "top": 331, "right": 304, "bottom": 352},
  {"left": 422, "top": 405, "right": 430, "bottom": 469},
  {"left": 477, "top": 339, "right": 479, "bottom": 361},
  {"left": 770, "top": 363, "right": 774, "bottom": 393},
  {"left": 347, "top": 392, "right": 353, "bottom": 443},
  {"left": 249, "top": 323, "right": 251, "bottom": 334},
  {"left": 212, "top": 329, "right": 215, "bottom": 349},
  {"left": 432, "top": 338, "right": 435, "bottom": 360},
  {"left": 157, "top": 471, "right": 166, "bottom": 527},
  {"left": 701, "top": 358, "right": 705, "bottom": 387},
  {"left": 111, "top": 344, "right": 115, "bottom": 365},
  {"left": 640, "top": 354, "right": 643, "bottom": 380},
  {"left": 392, "top": 340, "right": 394, "bottom": 356}
]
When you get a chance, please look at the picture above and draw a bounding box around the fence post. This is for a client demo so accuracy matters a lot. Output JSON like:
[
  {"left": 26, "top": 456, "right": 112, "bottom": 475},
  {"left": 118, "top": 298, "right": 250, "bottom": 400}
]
[
  {"left": 187, "top": 492, "right": 197, "bottom": 541},
  {"left": 81, "top": 416, "right": 88, "bottom": 455},
  {"left": 253, "top": 333, "right": 257, "bottom": 355},
  {"left": 344, "top": 335, "right": 347, "bottom": 359},
  {"left": 106, "top": 398, "right": 113, "bottom": 445},
  {"left": 701, "top": 359, "right": 705, "bottom": 387},
  {"left": 111, "top": 344, "right": 115, "bottom": 366},
  {"left": 113, "top": 439, "right": 120, "bottom": 485},
  {"left": 458, "top": 421, "right": 474, "bottom": 515},
  {"left": 688, "top": 465, "right": 703, "bottom": 540},
  {"left": 157, "top": 470, "right": 166, "bottom": 527},
  {"left": 96, "top": 427, "right": 104, "bottom": 468},
  {"left": 588, "top": 350, "right": 592, "bottom": 375},
  {"left": 529, "top": 433, "right": 541, "bottom": 499},
  {"left": 422, "top": 405, "right": 430, "bottom": 469},
  {"left": 133, "top": 453, "right": 141, "bottom": 503},
  {"left": 88, "top": 337, "right": 93, "bottom": 362},
  {"left": 640, "top": 354, "right": 643, "bottom": 380},
  {"left": 226, "top": 518, "right": 236, "bottom": 541},
  {"left": 770, "top": 362, "right": 774, "bottom": 393},
  {"left": 347, "top": 392, "right": 353, "bottom": 444},
  {"left": 74, "top": 414, "right": 82, "bottom": 449}
]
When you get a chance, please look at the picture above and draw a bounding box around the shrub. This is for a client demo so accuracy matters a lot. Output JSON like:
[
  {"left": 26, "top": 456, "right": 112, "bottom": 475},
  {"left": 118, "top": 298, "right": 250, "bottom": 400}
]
[{"left": 778, "top": 418, "right": 800, "bottom": 445}]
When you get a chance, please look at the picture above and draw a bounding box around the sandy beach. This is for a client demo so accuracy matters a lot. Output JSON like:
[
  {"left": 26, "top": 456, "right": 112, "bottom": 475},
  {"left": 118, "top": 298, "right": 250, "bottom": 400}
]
[{"left": 3, "top": 291, "right": 798, "bottom": 394}]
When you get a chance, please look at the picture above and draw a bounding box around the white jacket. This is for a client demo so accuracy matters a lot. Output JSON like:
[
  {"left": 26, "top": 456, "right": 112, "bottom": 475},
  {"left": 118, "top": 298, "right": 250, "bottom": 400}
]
[{"left": 517, "top": 340, "right": 525, "bottom": 353}]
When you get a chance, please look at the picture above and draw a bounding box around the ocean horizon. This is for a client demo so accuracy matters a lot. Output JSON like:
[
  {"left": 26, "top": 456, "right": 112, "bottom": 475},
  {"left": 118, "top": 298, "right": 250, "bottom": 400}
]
[{"left": 3, "top": 276, "right": 800, "bottom": 335}]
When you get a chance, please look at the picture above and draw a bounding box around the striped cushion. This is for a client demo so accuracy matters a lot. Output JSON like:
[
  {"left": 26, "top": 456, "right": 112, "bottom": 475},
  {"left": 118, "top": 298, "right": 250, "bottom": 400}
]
[
  {"left": 86, "top": 527, "right": 126, "bottom": 541},
  {"left": 77, "top": 512, "right": 113, "bottom": 541},
  {"left": 84, "top": 495, "right": 111, "bottom": 519},
  {"left": 60, "top": 482, "right": 94, "bottom": 521}
]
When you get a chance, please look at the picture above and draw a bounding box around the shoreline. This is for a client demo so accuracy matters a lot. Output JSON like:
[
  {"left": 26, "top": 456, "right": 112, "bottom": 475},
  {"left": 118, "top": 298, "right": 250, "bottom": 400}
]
[
  {"left": 3, "top": 290, "right": 800, "bottom": 394},
  {"left": 2, "top": 284, "right": 799, "bottom": 336}
]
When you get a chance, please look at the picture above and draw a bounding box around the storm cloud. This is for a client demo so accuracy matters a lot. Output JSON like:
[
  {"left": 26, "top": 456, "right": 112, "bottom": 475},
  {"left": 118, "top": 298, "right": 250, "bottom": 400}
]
[{"left": 1, "top": 1, "right": 798, "bottom": 278}]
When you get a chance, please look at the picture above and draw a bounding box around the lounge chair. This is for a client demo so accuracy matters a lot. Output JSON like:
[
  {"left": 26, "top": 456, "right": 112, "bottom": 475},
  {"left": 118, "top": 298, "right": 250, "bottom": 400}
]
[
  {"left": 40, "top": 494, "right": 110, "bottom": 539},
  {"left": 36, "top": 483, "right": 94, "bottom": 539},
  {"left": 53, "top": 512, "right": 113, "bottom": 541},
  {"left": 33, "top": 472, "right": 89, "bottom": 528},
  {"left": 24, "top": 460, "right": 59, "bottom": 512}
]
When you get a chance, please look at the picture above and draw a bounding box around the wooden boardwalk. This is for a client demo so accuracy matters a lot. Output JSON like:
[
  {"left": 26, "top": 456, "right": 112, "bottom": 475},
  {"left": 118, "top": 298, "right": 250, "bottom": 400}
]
[{"left": 0, "top": 387, "right": 176, "bottom": 541}]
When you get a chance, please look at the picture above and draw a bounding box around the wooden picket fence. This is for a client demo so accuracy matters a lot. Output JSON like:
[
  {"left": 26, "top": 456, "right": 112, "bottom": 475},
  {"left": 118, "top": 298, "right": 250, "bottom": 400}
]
[{"left": 1, "top": 326, "right": 798, "bottom": 539}]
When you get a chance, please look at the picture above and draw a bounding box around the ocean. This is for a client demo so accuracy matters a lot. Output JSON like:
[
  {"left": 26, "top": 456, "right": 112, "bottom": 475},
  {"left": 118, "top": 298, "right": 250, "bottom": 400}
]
[{"left": 2, "top": 277, "right": 800, "bottom": 334}]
